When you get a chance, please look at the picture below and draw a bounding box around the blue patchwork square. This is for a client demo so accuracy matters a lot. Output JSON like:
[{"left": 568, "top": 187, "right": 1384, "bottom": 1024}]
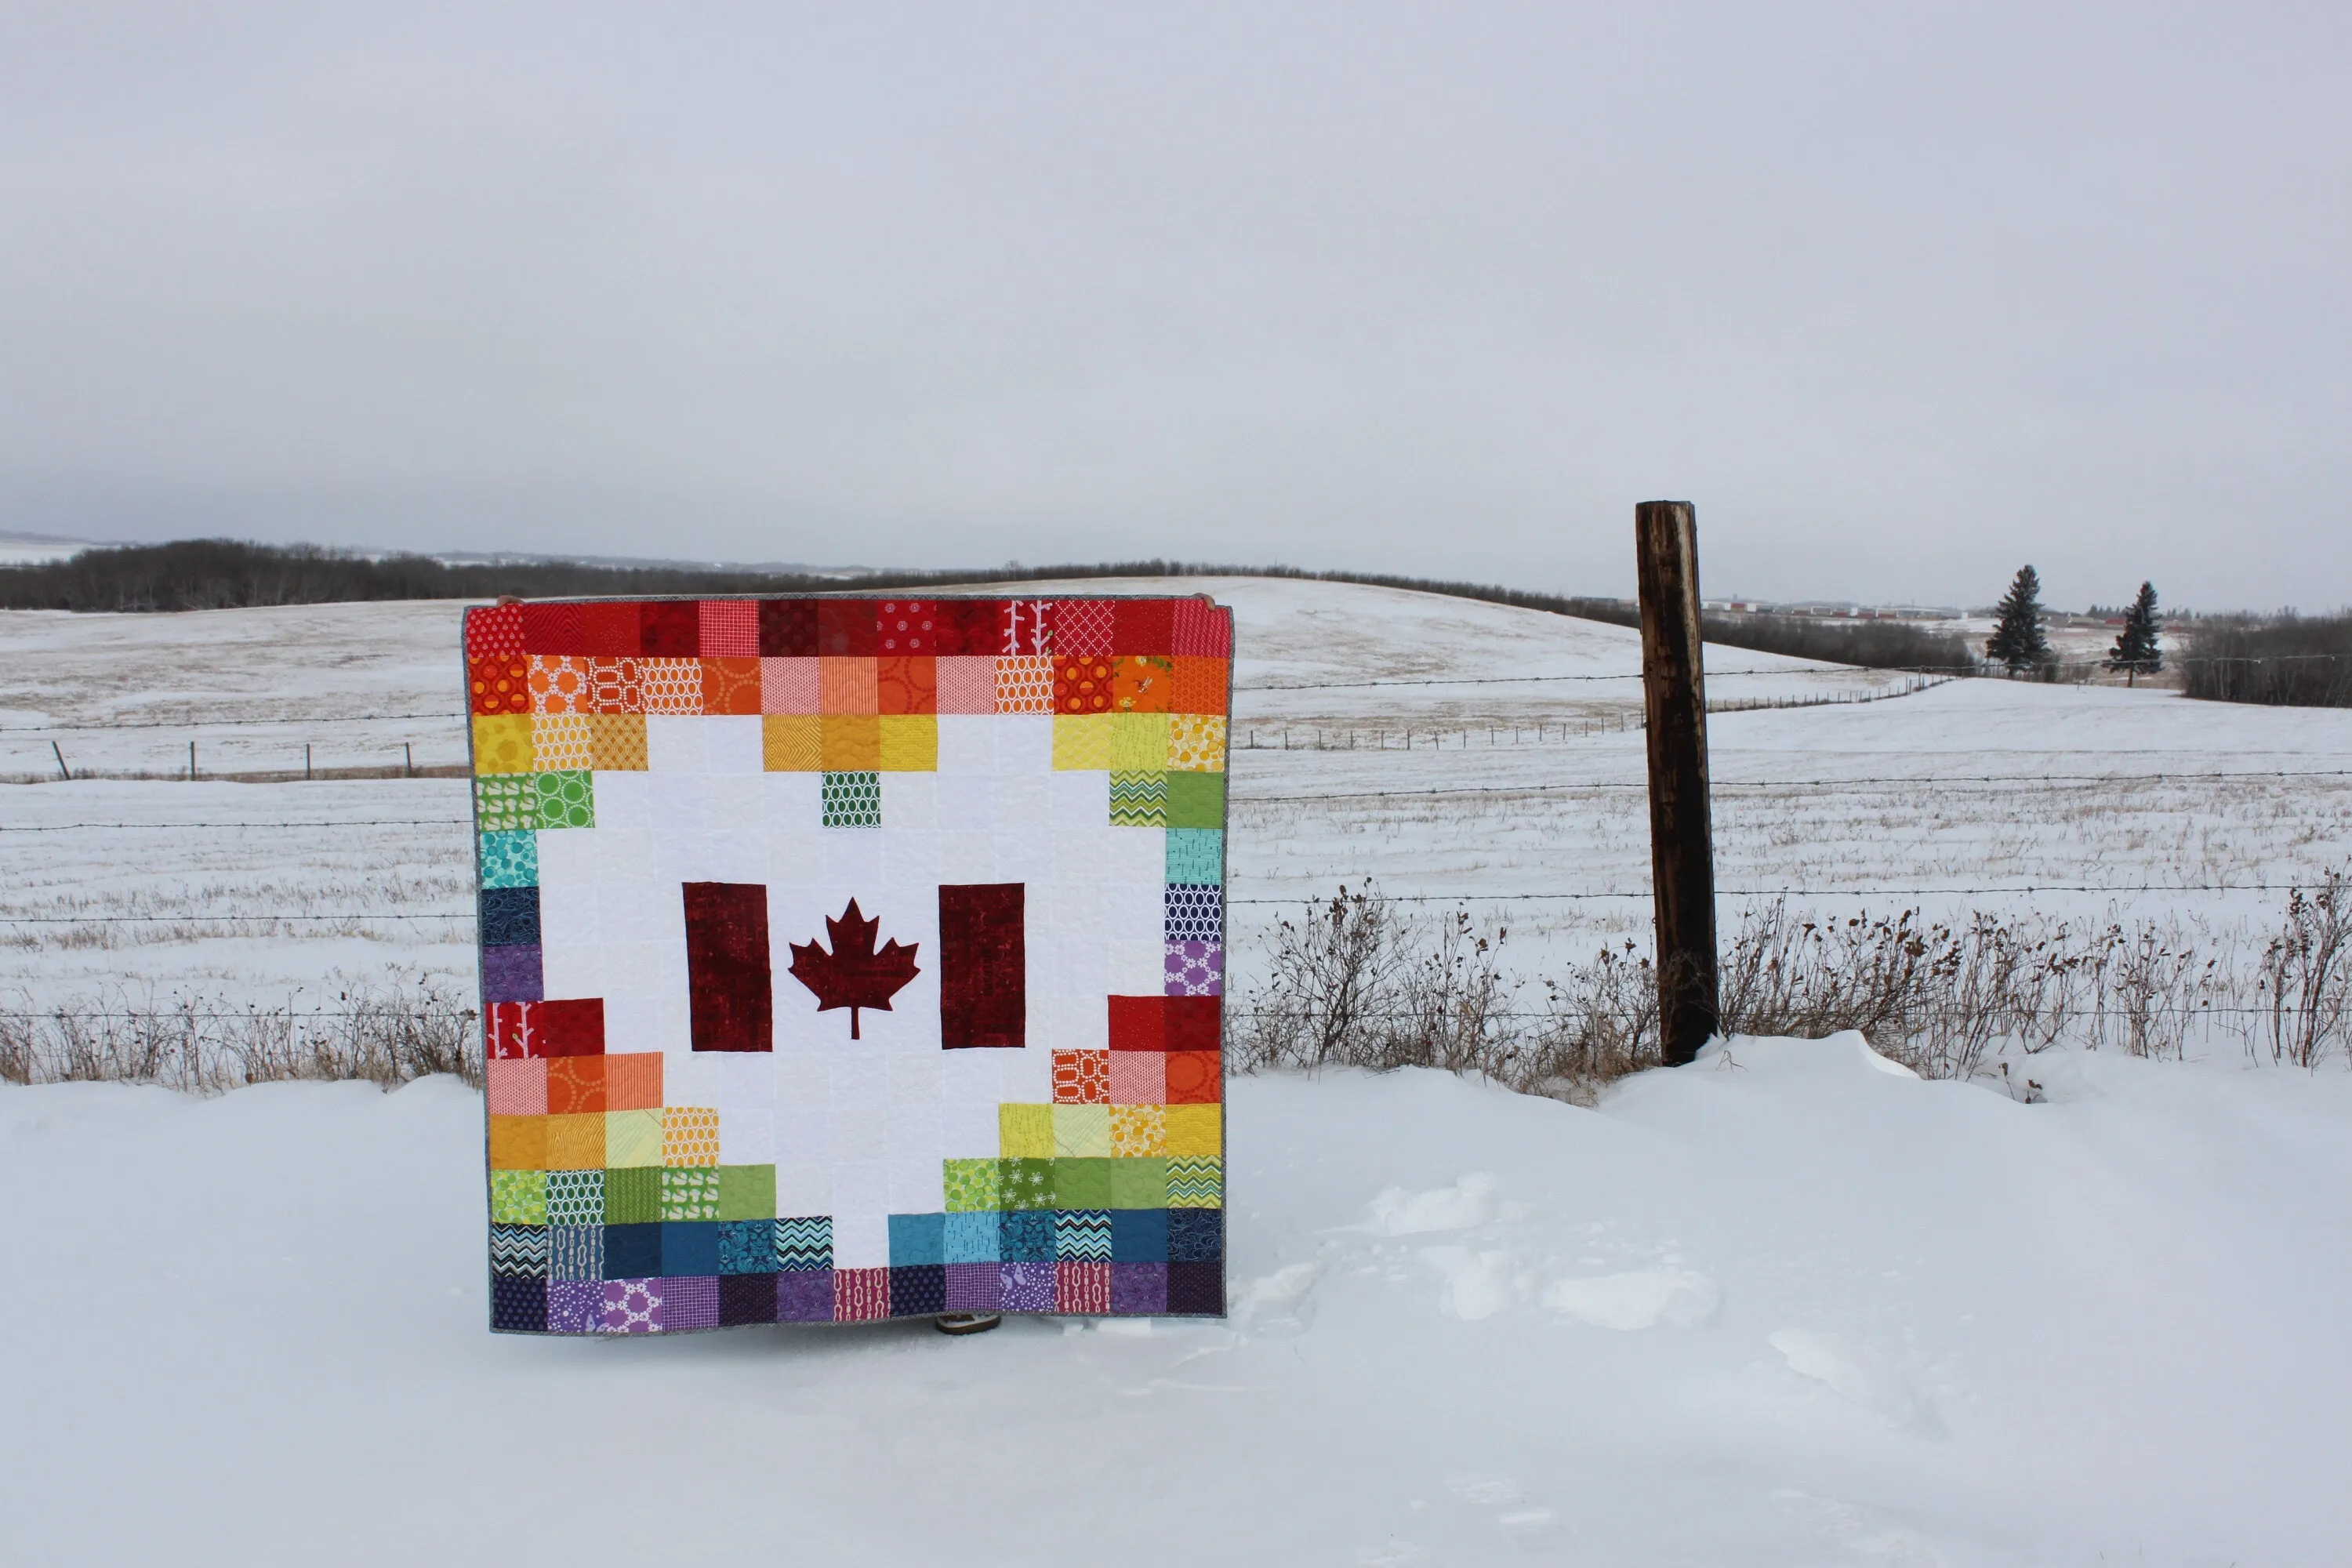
[
  {"left": 888, "top": 1212, "right": 946, "bottom": 1266},
  {"left": 1165, "top": 829, "right": 1224, "bottom": 884},
  {"left": 717, "top": 1220, "right": 775, "bottom": 1275},
  {"left": 1110, "top": 1208, "right": 1170, "bottom": 1263},
  {"left": 602, "top": 1222, "right": 661, "bottom": 1279},
  {"left": 943, "top": 1210, "right": 1000, "bottom": 1264},
  {"left": 479, "top": 884, "right": 541, "bottom": 947},
  {"left": 660, "top": 1221, "right": 722, "bottom": 1276},
  {"left": 1054, "top": 1208, "right": 1112, "bottom": 1262},
  {"left": 1167, "top": 1207, "right": 1222, "bottom": 1262},
  {"left": 1000, "top": 1209, "right": 1056, "bottom": 1263}
]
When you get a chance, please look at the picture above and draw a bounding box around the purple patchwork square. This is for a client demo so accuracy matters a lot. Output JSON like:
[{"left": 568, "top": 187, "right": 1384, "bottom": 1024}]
[
  {"left": 546, "top": 1279, "right": 601, "bottom": 1334},
  {"left": 663, "top": 1275, "right": 720, "bottom": 1330},
  {"left": 945, "top": 1261, "right": 1002, "bottom": 1312},
  {"left": 598, "top": 1277, "right": 664, "bottom": 1333},
  {"left": 1000, "top": 1260, "right": 1055, "bottom": 1312},
  {"left": 481, "top": 942, "right": 545, "bottom": 1004},
  {"left": 776, "top": 1269, "right": 836, "bottom": 1322},
  {"left": 1163, "top": 940, "right": 1222, "bottom": 997},
  {"left": 1110, "top": 1262, "right": 1168, "bottom": 1316}
]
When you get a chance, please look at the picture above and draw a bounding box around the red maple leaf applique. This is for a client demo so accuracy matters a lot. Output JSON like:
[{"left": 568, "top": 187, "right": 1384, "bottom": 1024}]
[{"left": 787, "top": 898, "right": 920, "bottom": 1040}]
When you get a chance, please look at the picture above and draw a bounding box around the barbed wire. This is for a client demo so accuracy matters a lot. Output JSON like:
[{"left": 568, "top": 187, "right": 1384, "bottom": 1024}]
[
  {"left": 1228, "top": 884, "right": 2318, "bottom": 906},
  {"left": 0, "top": 710, "right": 463, "bottom": 734},
  {"left": 0, "top": 818, "right": 470, "bottom": 833},
  {"left": 1236, "top": 768, "right": 2352, "bottom": 803}
]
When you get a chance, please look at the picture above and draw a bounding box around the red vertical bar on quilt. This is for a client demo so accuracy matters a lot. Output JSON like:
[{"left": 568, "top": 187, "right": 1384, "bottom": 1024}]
[
  {"left": 682, "top": 883, "right": 774, "bottom": 1052},
  {"left": 938, "top": 883, "right": 1025, "bottom": 1048}
]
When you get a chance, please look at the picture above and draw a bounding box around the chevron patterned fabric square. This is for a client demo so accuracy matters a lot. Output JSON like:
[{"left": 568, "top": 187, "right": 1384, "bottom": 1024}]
[{"left": 467, "top": 594, "right": 1232, "bottom": 1331}]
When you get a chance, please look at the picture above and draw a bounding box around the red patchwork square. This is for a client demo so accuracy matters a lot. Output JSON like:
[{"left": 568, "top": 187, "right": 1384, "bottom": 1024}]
[
  {"left": 1165, "top": 996, "right": 1221, "bottom": 1053},
  {"left": 759, "top": 597, "right": 818, "bottom": 656},
  {"left": 876, "top": 600, "right": 938, "bottom": 653},
  {"left": 836, "top": 1267, "right": 891, "bottom": 1322},
  {"left": 1055, "top": 1261, "right": 1112, "bottom": 1315},
  {"left": 469, "top": 656, "right": 530, "bottom": 716},
  {"left": 639, "top": 601, "right": 701, "bottom": 657},
  {"left": 576, "top": 601, "right": 643, "bottom": 656},
  {"left": 465, "top": 603, "right": 524, "bottom": 659},
  {"left": 698, "top": 600, "right": 759, "bottom": 656},
  {"left": 1171, "top": 597, "right": 1232, "bottom": 656},
  {"left": 1165, "top": 1050, "right": 1221, "bottom": 1104},
  {"left": 586, "top": 658, "right": 642, "bottom": 713},
  {"left": 1052, "top": 1050, "right": 1109, "bottom": 1104},
  {"left": 817, "top": 600, "right": 877, "bottom": 656},
  {"left": 931, "top": 600, "right": 1000, "bottom": 655},
  {"left": 519, "top": 602, "right": 586, "bottom": 655},
  {"left": 1050, "top": 600, "right": 1114, "bottom": 655},
  {"left": 1054, "top": 655, "right": 1116, "bottom": 715},
  {"left": 700, "top": 657, "right": 764, "bottom": 715},
  {"left": 998, "top": 599, "right": 1051, "bottom": 655},
  {"left": 1114, "top": 599, "right": 1176, "bottom": 655},
  {"left": 535, "top": 998, "right": 607, "bottom": 1057},
  {"left": 876, "top": 656, "right": 936, "bottom": 715},
  {"left": 1108, "top": 995, "right": 1166, "bottom": 1051},
  {"left": 1107, "top": 1051, "right": 1165, "bottom": 1105},
  {"left": 485, "top": 1057, "right": 548, "bottom": 1116}
]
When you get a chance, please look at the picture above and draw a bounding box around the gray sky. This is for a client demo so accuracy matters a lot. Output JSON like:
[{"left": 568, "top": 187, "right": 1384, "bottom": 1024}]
[{"left": 2, "top": 2, "right": 2346, "bottom": 609}]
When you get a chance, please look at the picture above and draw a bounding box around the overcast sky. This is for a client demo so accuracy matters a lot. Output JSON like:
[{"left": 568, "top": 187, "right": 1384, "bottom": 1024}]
[{"left": 2, "top": 3, "right": 2345, "bottom": 608}]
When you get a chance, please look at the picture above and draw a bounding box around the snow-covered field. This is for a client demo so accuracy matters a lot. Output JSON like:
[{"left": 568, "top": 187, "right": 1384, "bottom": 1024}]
[
  {"left": 6, "top": 1041, "right": 2350, "bottom": 1564},
  {"left": 5, "top": 576, "right": 2350, "bottom": 1009},
  {"left": 5, "top": 578, "right": 2352, "bottom": 1563}
]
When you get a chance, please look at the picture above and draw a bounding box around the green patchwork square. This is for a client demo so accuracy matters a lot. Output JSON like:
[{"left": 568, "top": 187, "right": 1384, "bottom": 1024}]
[
  {"left": 474, "top": 775, "right": 535, "bottom": 833},
  {"left": 1052, "top": 1157, "right": 1115, "bottom": 1210},
  {"left": 478, "top": 830, "right": 539, "bottom": 889},
  {"left": 532, "top": 770, "right": 594, "bottom": 829},
  {"left": 1167, "top": 1156, "right": 1222, "bottom": 1209},
  {"left": 1108, "top": 771, "right": 1168, "bottom": 827},
  {"left": 821, "top": 771, "right": 882, "bottom": 828},
  {"left": 717, "top": 1164, "right": 776, "bottom": 1221},
  {"left": 661, "top": 1167, "right": 720, "bottom": 1221},
  {"left": 489, "top": 1169, "right": 547, "bottom": 1225},
  {"left": 605, "top": 1109, "right": 662, "bottom": 1167},
  {"left": 1108, "top": 1157, "right": 1169, "bottom": 1209},
  {"left": 1167, "top": 829, "right": 1224, "bottom": 884},
  {"left": 1051, "top": 1103, "right": 1112, "bottom": 1158},
  {"left": 604, "top": 1166, "right": 662, "bottom": 1224},
  {"left": 544, "top": 1169, "right": 604, "bottom": 1225},
  {"left": 1165, "top": 771, "right": 1225, "bottom": 829},
  {"left": 943, "top": 1158, "right": 1004, "bottom": 1212},
  {"left": 998, "top": 1157, "right": 1054, "bottom": 1210}
]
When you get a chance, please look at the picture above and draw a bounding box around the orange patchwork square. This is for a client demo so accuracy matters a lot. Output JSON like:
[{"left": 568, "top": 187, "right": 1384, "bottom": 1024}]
[
  {"left": 1110, "top": 655, "right": 1174, "bottom": 713},
  {"left": 543, "top": 1112, "right": 605, "bottom": 1171},
  {"left": 604, "top": 1053, "right": 663, "bottom": 1110},
  {"left": 819, "top": 658, "right": 879, "bottom": 714},
  {"left": 639, "top": 659, "right": 704, "bottom": 715},
  {"left": 546, "top": 1056, "right": 608, "bottom": 1116},
  {"left": 527, "top": 655, "right": 594, "bottom": 715},
  {"left": 1054, "top": 655, "right": 1116, "bottom": 714},
  {"left": 487, "top": 1115, "right": 547, "bottom": 1171},
  {"left": 821, "top": 714, "right": 882, "bottom": 770},
  {"left": 470, "top": 656, "right": 530, "bottom": 716},
  {"left": 876, "top": 655, "right": 936, "bottom": 714},
  {"left": 583, "top": 657, "right": 641, "bottom": 714},
  {"left": 1165, "top": 1050, "right": 1221, "bottom": 1105},
  {"left": 663, "top": 1106, "right": 722, "bottom": 1167},
  {"left": 1052, "top": 1049, "right": 1111, "bottom": 1105},
  {"left": 700, "top": 657, "right": 764, "bottom": 715},
  {"left": 1170, "top": 657, "right": 1229, "bottom": 715}
]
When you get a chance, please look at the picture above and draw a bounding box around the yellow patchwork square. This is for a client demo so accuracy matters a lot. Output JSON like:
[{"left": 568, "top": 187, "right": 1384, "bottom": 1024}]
[
  {"left": 999, "top": 1103, "right": 1054, "bottom": 1159},
  {"left": 530, "top": 712, "right": 596, "bottom": 772},
  {"left": 1109, "top": 1104, "right": 1167, "bottom": 1157},
  {"left": 1052, "top": 1103, "right": 1112, "bottom": 1157},
  {"left": 543, "top": 1112, "right": 605, "bottom": 1171},
  {"left": 1109, "top": 711, "right": 1170, "bottom": 771},
  {"left": 604, "top": 1109, "right": 664, "bottom": 1167},
  {"left": 486, "top": 1115, "right": 546, "bottom": 1171},
  {"left": 1163, "top": 1105, "right": 1221, "bottom": 1157},
  {"left": 876, "top": 714, "right": 938, "bottom": 771},
  {"left": 821, "top": 714, "right": 882, "bottom": 771},
  {"left": 662, "top": 1105, "right": 722, "bottom": 1167},
  {"left": 1167, "top": 713, "right": 1226, "bottom": 772},
  {"left": 763, "top": 714, "right": 822, "bottom": 771},
  {"left": 1051, "top": 714, "right": 1112, "bottom": 771},
  {"left": 589, "top": 713, "right": 648, "bottom": 771},
  {"left": 471, "top": 714, "right": 535, "bottom": 775}
]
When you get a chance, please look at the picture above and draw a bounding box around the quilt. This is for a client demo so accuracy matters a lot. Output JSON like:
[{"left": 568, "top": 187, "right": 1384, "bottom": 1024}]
[{"left": 466, "top": 594, "right": 1232, "bottom": 1332}]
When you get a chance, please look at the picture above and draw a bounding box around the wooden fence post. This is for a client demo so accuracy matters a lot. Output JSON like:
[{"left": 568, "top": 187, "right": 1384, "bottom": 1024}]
[{"left": 1635, "top": 500, "right": 1719, "bottom": 1065}]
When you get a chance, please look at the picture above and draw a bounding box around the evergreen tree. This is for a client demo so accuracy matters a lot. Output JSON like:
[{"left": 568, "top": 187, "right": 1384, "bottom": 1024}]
[
  {"left": 2104, "top": 581, "right": 2162, "bottom": 686},
  {"left": 1985, "top": 564, "right": 2051, "bottom": 675}
]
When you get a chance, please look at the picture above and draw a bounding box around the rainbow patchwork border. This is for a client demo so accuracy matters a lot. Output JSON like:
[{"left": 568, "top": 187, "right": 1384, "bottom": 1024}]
[{"left": 468, "top": 595, "right": 1232, "bottom": 1331}]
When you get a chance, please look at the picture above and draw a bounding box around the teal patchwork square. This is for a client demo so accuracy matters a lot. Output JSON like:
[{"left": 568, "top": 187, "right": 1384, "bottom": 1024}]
[
  {"left": 822, "top": 771, "right": 882, "bottom": 828},
  {"left": 944, "top": 1211, "right": 1000, "bottom": 1263},
  {"left": 532, "top": 770, "right": 594, "bottom": 830},
  {"left": 478, "top": 829, "right": 539, "bottom": 888},
  {"left": 1166, "top": 829, "right": 1224, "bottom": 884}
]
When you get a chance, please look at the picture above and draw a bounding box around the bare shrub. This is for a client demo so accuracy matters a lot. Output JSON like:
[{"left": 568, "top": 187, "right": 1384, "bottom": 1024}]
[
  {"left": 2258, "top": 871, "right": 2352, "bottom": 1067},
  {"left": 0, "top": 979, "right": 480, "bottom": 1094}
]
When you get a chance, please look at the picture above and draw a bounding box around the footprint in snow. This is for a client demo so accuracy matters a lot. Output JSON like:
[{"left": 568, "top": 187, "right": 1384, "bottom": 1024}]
[{"left": 1368, "top": 1172, "right": 1501, "bottom": 1235}]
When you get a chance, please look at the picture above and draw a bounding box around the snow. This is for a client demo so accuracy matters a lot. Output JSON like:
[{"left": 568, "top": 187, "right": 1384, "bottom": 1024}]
[
  {"left": 7, "top": 576, "right": 2348, "bottom": 1011},
  {"left": 8, "top": 1040, "right": 2352, "bottom": 1563}
]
